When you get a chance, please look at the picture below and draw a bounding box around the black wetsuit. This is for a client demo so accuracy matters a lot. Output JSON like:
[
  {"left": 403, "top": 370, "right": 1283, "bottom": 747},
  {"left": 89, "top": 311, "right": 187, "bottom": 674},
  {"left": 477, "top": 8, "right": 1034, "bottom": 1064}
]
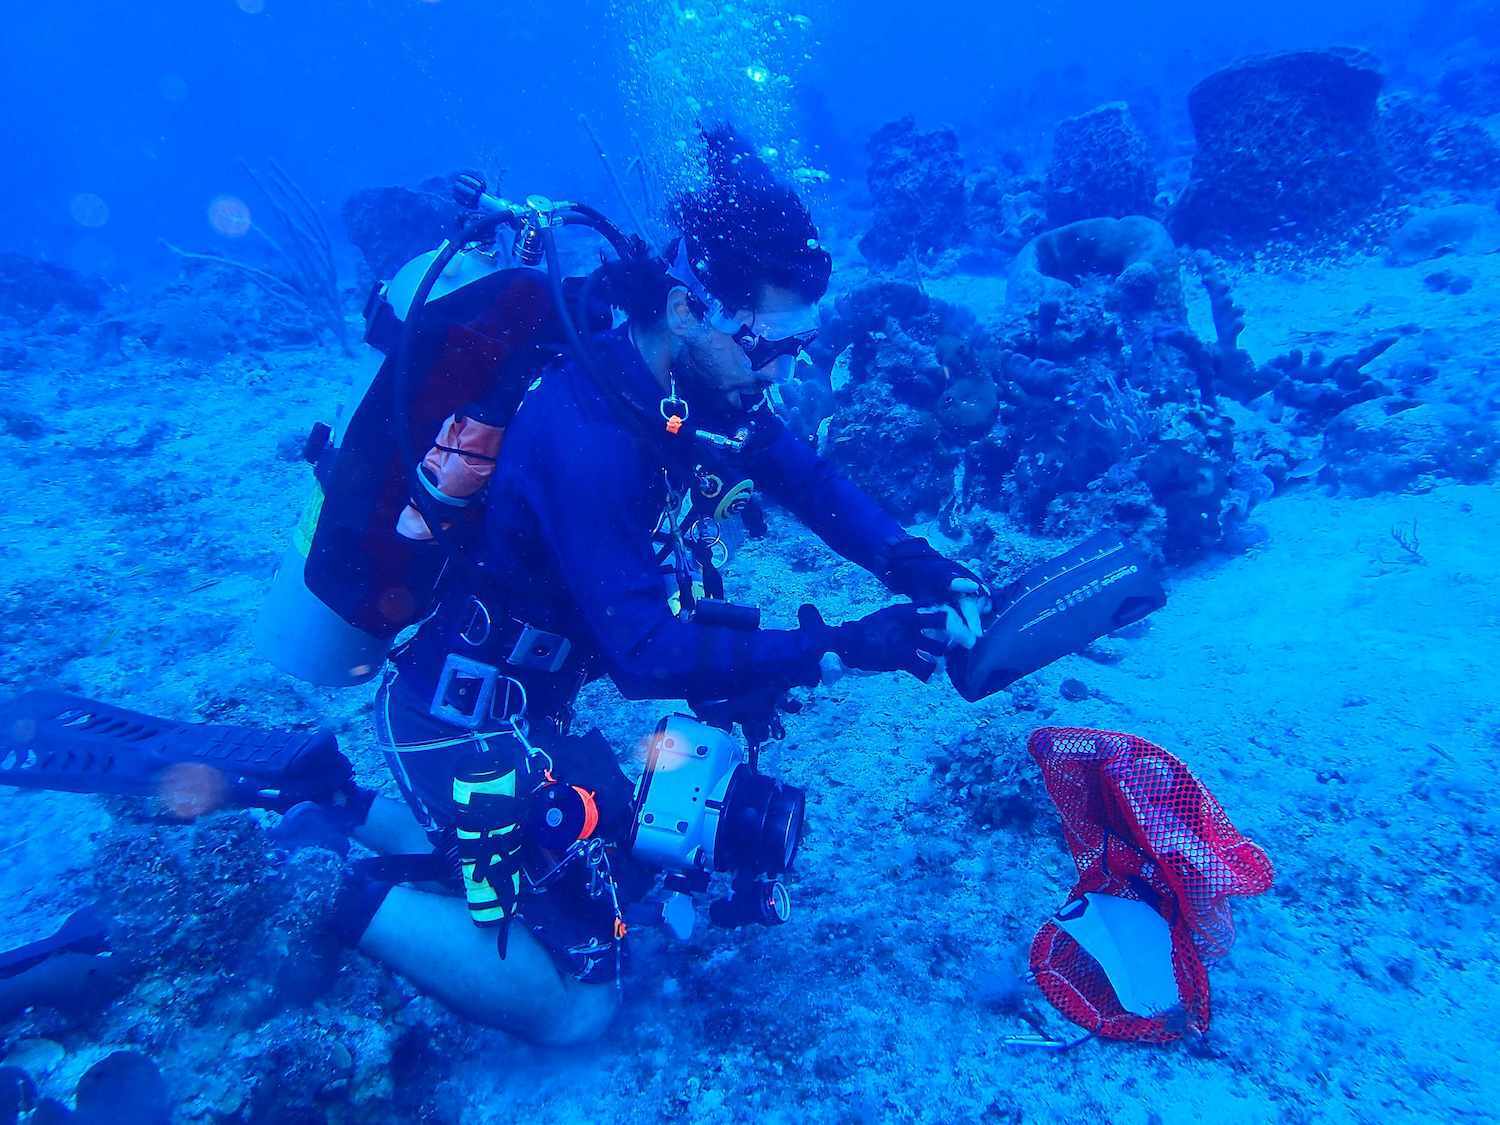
[{"left": 377, "top": 327, "right": 961, "bottom": 974}]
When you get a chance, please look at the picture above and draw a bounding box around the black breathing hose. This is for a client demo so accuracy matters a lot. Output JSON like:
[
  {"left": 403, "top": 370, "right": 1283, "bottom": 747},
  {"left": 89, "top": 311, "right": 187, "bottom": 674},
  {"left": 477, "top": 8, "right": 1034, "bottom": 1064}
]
[
  {"left": 387, "top": 205, "right": 637, "bottom": 597},
  {"left": 388, "top": 223, "right": 494, "bottom": 591},
  {"left": 562, "top": 203, "right": 635, "bottom": 258},
  {"left": 540, "top": 222, "right": 660, "bottom": 444}
]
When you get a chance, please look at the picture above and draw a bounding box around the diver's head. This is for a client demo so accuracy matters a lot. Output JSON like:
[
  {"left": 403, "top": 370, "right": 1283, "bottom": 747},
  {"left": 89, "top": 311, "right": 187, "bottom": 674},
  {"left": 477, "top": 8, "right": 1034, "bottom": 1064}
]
[
  {"left": 602, "top": 127, "right": 831, "bottom": 421},
  {"left": 660, "top": 259, "right": 822, "bottom": 417}
]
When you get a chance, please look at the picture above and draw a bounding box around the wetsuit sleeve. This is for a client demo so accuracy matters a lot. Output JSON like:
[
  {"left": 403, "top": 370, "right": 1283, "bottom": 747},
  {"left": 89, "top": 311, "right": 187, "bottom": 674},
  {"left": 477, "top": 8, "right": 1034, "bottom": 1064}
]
[
  {"left": 744, "top": 415, "right": 965, "bottom": 601},
  {"left": 523, "top": 422, "right": 826, "bottom": 702}
]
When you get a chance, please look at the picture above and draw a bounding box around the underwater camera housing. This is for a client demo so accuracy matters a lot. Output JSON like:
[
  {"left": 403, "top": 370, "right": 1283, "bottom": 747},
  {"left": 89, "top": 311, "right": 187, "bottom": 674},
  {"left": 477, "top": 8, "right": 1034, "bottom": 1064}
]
[{"left": 627, "top": 714, "right": 804, "bottom": 937}]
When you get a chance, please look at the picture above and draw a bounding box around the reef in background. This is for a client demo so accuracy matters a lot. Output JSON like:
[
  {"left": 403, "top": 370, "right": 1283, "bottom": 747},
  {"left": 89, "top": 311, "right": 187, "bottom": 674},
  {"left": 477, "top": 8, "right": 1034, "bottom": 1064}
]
[
  {"left": 2, "top": 32, "right": 1500, "bottom": 1125},
  {"left": 825, "top": 43, "right": 1500, "bottom": 574}
]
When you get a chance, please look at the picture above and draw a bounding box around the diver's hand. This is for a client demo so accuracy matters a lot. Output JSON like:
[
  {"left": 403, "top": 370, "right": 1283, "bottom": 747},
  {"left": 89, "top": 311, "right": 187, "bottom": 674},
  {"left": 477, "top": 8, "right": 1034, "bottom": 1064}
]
[
  {"left": 881, "top": 541, "right": 983, "bottom": 604},
  {"left": 818, "top": 651, "right": 847, "bottom": 687},
  {"left": 942, "top": 577, "right": 990, "bottom": 651},
  {"left": 800, "top": 603, "right": 948, "bottom": 683},
  {"left": 880, "top": 540, "right": 988, "bottom": 647}
]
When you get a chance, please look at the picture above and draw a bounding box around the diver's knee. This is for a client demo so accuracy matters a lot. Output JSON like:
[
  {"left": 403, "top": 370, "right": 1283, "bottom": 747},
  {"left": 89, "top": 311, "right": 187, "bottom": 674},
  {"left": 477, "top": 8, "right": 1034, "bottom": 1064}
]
[{"left": 520, "top": 981, "right": 620, "bottom": 1047}]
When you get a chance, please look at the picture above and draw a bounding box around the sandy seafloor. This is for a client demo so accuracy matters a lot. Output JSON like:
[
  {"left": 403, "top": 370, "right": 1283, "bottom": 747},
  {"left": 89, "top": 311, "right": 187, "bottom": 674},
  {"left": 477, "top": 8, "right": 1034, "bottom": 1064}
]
[{"left": 1, "top": 241, "right": 1497, "bottom": 1123}]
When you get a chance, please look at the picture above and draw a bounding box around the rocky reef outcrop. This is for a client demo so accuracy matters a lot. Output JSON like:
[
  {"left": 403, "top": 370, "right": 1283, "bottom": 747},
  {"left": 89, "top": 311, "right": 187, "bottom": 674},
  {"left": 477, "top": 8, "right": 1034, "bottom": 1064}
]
[
  {"left": 0, "top": 255, "right": 106, "bottom": 316},
  {"left": 1324, "top": 400, "right": 1500, "bottom": 495},
  {"left": 965, "top": 163, "right": 1047, "bottom": 265},
  {"left": 1379, "top": 93, "right": 1500, "bottom": 192},
  {"left": 1172, "top": 49, "right": 1389, "bottom": 247},
  {"left": 824, "top": 217, "right": 1260, "bottom": 561},
  {"left": 989, "top": 217, "right": 1245, "bottom": 557},
  {"left": 341, "top": 178, "right": 455, "bottom": 284},
  {"left": 1044, "top": 103, "right": 1159, "bottom": 227},
  {"left": 859, "top": 118, "right": 968, "bottom": 266},
  {"left": 820, "top": 282, "right": 973, "bottom": 518},
  {"left": 1385, "top": 204, "right": 1500, "bottom": 266},
  {"left": 1437, "top": 52, "right": 1500, "bottom": 116},
  {"left": 821, "top": 189, "right": 1499, "bottom": 566}
]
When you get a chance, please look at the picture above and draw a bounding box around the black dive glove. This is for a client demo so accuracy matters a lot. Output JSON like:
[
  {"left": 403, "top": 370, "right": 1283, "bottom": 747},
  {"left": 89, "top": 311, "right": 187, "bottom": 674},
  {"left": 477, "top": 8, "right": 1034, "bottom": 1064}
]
[
  {"left": 798, "top": 603, "right": 948, "bottom": 682},
  {"left": 879, "top": 538, "right": 985, "bottom": 606}
]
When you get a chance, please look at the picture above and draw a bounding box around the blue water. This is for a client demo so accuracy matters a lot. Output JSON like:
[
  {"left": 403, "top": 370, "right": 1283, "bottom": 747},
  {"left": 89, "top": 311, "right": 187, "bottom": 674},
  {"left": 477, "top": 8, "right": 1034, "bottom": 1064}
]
[{"left": 2, "top": 1, "right": 1498, "bottom": 1120}]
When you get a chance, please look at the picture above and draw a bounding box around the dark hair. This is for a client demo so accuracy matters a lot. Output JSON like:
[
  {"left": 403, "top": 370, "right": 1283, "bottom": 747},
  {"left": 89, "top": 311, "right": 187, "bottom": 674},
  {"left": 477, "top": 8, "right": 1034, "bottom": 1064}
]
[
  {"left": 670, "top": 126, "right": 833, "bottom": 311},
  {"left": 588, "top": 240, "right": 674, "bottom": 323},
  {"left": 587, "top": 128, "right": 831, "bottom": 324}
]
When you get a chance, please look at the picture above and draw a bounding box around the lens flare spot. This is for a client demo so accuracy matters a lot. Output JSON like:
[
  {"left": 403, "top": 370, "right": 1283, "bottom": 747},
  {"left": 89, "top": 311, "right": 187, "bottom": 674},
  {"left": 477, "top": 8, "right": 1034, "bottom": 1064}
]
[
  {"left": 236, "top": 0, "right": 265, "bottom": 12},
  {"left": 159, "top": 74, "right": 189, "bottom": 102},
  {"left": 208, "top": 195, "right": 252, "bottom": 237},
  {"left": 158, "top": 763, "right": 230, "bottom": 819},
  {"left": 378, "top": 585, "right": 417, "bottom": 622},
  {"left": 69, "top": 193, "right": 110, "bottom": 229}
]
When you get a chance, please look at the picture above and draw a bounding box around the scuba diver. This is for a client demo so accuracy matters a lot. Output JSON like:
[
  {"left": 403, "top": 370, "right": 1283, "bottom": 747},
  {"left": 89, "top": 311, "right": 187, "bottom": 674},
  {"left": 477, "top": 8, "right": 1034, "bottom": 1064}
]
[
  {"left": 316, "top": 129, "right": 993, "bottom": 1044},
  {"left": 0, "top": 128, "right": 1163, "bottom": 1046}
]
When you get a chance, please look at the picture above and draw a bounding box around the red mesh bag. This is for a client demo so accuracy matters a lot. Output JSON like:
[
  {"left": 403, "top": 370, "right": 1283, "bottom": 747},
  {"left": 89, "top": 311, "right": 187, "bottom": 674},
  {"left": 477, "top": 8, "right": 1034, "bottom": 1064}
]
[{"left": 1027, "top": 727, "right": 1273, "bottom": 1042}]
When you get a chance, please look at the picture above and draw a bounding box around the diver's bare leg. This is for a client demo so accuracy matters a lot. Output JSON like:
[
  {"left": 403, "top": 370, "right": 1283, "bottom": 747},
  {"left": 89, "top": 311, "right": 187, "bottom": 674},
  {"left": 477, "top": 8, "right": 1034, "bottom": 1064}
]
[
  {"left": 359, "top": 885, "right": 620, "bottom": 1045},
  {"left": 352, "top": 796, "right": 433, "bottom": 855}
]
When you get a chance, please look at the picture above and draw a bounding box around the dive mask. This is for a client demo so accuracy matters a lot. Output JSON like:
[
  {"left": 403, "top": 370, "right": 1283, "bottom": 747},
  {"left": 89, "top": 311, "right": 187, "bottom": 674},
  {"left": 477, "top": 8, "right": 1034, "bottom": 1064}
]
[{"left": 666, "top": 238, "right": 820, "bottom": 380}]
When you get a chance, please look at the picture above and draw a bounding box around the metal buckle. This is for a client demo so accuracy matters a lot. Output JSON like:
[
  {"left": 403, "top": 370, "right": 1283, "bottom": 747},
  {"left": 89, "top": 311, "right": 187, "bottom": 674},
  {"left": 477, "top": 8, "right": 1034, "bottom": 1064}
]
[
  {"left": 459, "top": 597, "right": 492, "bottom": 647},
  {"left": 430, "top": 653, "right": 502, "bottom": 730},
  {"left": 505, "top": 623, "right": 572, "bottom": 674}
]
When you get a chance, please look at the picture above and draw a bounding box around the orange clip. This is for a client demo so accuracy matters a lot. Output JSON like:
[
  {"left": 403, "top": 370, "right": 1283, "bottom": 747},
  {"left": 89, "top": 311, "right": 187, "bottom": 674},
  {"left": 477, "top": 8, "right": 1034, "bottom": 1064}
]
[
  {"left": 613, "top": 917, "right": 628, "bottom": 940},
  {"left": 665, "top": 415, "right": 684, "bottom": 435}
]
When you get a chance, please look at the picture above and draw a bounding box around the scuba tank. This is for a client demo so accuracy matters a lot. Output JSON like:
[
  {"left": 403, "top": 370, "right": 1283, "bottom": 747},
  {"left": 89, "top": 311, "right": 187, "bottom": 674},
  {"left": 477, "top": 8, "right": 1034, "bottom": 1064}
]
[
  {"left": 255, "top": 192, "right": 592, "bottom": 686},
  {"left": 254, "top": 182, "right": 688, "bottom": 688}
]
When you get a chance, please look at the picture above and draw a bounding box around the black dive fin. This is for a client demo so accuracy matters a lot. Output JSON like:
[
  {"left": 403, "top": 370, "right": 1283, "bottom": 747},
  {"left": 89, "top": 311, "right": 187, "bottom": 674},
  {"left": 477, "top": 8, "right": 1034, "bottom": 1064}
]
[
  {"left": 0, "top": 906, "right": 110, "bottom": 979},
  {"left": 0, "top": 952, "right": 124, "bottom": 1023},
  {"left": 0, "top": 692, "right": 351, "bottom": 812},
  {"left": 0, "top": 907, "right": 122, "bottom": 1023},
  {"left": 948, "top": 532, "right": 1166, "bottom": 702}
]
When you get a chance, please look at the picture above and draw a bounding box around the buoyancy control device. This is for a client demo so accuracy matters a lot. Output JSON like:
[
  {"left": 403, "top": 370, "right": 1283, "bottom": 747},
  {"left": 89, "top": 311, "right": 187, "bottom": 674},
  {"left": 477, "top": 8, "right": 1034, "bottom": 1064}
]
[{"left": 254, "top": 183, "right": 622, "bottom": 686}]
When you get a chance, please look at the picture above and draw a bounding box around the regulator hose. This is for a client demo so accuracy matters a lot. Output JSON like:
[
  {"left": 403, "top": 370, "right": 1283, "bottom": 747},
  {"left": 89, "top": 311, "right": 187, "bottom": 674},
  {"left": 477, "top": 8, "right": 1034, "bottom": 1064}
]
[
  {"left": 541, "top": 224, "right": 676, "bottom": 453},
  {"left": 389, "top": 204, "right": 646, "bottom": 590},
  {"left": 388, "top": 222, "right": 491, "bottom": 589},
  {"left": 562, "top": 203, "right": 635, "bottom": 259}
]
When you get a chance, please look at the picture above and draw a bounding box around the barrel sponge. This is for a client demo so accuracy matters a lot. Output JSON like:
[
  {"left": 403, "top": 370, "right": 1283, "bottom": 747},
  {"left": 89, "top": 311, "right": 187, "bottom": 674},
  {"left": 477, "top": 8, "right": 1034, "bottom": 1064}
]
[
  {"left": 1007, "top": 216, "right": 1184, "bottom": 320},
  {"left": 1171, "top": 48, "right": 1388, "bottom": 246},
  {"left": 1045, "top": 102, "right": 1159, "bottom": 226}
]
